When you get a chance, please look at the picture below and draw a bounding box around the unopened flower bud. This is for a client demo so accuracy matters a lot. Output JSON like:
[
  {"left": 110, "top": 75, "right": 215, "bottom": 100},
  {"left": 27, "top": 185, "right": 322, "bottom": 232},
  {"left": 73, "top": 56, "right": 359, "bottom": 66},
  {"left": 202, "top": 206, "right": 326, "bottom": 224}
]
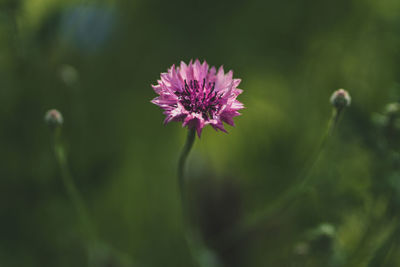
[
  {"left": 330, "top": 89, "right": 351, "bottom": 109},
  {"left": 59, "top": 64, "right": 79, "bottom": 86},
  {"left": 383, "top": 103, "right": 400, "bottom": 132},
  {"left": 384, "top": 102, "right": 400, "bottom": 115},
  {"left": 45, "top": 109, "right": 63, "bottom": 129}
]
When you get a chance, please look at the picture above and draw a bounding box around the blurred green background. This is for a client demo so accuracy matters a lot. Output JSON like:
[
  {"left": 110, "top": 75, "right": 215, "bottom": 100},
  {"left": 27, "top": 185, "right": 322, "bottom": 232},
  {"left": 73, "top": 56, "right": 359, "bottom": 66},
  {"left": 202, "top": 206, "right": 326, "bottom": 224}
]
[{"left": 2, "top": 0, "right": 400, "bottom": 266}]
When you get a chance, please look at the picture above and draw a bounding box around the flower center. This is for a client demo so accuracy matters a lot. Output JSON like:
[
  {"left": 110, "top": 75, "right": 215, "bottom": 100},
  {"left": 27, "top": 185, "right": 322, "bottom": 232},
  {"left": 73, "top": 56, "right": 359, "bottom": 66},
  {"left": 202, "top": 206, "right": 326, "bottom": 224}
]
[{"left": 175, "top": 79, "right": 221, "bottom": 120}]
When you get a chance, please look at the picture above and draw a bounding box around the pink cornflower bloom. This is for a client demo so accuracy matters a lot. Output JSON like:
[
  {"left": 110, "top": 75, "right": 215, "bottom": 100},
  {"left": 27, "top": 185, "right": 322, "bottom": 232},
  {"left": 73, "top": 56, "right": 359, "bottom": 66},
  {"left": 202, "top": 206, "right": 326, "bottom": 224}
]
[{"left": 151, "top": 60, "right": 244, "bottom": 137}]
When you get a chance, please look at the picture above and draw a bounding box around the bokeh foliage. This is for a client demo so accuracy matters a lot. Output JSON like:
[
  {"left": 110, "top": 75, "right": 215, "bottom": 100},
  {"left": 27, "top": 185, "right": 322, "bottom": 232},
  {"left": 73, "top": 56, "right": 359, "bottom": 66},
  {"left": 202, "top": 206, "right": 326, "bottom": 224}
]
[{"left": 2, "top": 0, "right": 400, "bottom": 266}]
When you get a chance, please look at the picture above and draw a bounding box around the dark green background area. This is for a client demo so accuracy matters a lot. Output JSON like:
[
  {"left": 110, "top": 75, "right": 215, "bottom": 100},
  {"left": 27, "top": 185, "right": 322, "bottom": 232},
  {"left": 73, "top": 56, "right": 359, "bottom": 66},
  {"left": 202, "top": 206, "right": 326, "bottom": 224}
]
[{"left": 1, "top": 0, "right": 400, "bottom": 266}]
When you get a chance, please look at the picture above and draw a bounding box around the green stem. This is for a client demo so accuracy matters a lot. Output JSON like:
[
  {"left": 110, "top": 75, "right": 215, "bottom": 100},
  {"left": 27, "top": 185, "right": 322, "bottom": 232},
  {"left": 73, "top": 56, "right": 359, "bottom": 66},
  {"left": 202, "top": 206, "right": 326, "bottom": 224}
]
[
  {"left": 53, "top": 134, "right": 134, "bottom": 266},
  {"left": 214, "top": 107, "right": 345, "bottom": 249},
  {"left": 252, "top": 107, "right": 343, "bottom": 218},
  {"left": 367, "top": 216, "right": 400, "bottom": 267},
  {"left": 289, "top": 107, "right": 343, "bottom": 192},
  {"left": 178, "top": 128, "right": 196, "bottom": 203},
  {"left": 52, "top": 129, "right": 96, "bottom": 244},
  {"left": 177, "top": 129, "right": 214, "bottom": 267}
]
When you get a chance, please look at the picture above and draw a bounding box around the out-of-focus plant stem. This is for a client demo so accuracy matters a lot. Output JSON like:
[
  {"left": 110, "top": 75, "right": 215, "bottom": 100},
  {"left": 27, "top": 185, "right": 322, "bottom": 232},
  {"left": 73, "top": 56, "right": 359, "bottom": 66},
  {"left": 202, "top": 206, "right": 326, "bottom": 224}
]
[
  {"left": 215, "top": 107, "right": 347, "bottom": 250},
  {"left": 51, "top": 127, "right": 136, "bottom": 267},
  {"left": 366, "top": 215, "right": 400, "bottom": 267},
  {"left": 52, "top": 128, "right": 96, "bottom": 244}
]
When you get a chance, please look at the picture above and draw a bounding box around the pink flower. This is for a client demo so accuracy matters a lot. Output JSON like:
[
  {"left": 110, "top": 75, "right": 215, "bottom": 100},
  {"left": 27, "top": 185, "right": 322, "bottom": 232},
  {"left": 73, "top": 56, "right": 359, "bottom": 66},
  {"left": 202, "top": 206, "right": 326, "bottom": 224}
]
[{"left": 151, "top": 60, "right": 244, "bottom": 137}]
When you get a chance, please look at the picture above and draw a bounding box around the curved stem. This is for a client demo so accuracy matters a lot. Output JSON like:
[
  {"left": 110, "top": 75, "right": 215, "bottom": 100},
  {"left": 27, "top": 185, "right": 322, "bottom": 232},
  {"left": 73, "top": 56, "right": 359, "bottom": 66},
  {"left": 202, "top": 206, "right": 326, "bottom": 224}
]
[
  {"left": 214, "top": 107, "right": 345, "bottom": 250},
  {"left": 285, "top": 108, "right": 343, "bottom": 194},
  {"left": 360, "top": 216, "right": 399, "bottom": 267},
  {"left": 52, "top": 129, "right": 96, "bottom": 244},
  {"left": 252, "top": 108, "right": 343, "bottom": 216},
  {"left": 178, "top": 129, "right": 217, "bottom": 267},
  {"left": 50, "top": 127, "right": 136, "bottom": 267},
  {"left": 178, "top": 128, "right": 196, "bottom": 203}
]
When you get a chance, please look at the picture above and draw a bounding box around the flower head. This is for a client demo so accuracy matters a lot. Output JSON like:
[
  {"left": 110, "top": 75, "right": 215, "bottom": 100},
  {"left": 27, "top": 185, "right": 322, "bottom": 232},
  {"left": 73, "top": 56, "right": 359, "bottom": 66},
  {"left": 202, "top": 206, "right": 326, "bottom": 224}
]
[
  {"left": 330, "top": 89, "right": 351, "bottom": 109},
  {"left": 44, "top": 109, "right": 64, "bottom": 129},
  {"left": 151, "top": 60, "right": 244, "bottom": 137}
]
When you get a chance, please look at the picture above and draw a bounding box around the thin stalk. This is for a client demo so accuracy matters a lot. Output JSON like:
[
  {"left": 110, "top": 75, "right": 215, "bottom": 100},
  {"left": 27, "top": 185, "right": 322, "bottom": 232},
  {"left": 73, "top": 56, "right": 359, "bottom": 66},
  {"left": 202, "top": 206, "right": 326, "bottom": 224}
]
[
  {"left": 250, "top": 108, "right": 343, "bottom": 217},
  {"left": 52, "top": 130, "right": 136, "bottom": 266},
  {"left": 177, "top": 128, "right": 200, "bottom": 264},
  {"left": 214, "top": 107, "right": 346, "bottom": 250},
  {"left": 52, "top": 128, "right": 96, "bottom": 244},
  {"left": 177, "top": 129, "right": 221, "bottom": 267},
  {"left": 178, "top": 128, "right": 196, "bottom": 204},
  {"left": 367, "top": 216, "right": 400, "bottom": 267}
]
